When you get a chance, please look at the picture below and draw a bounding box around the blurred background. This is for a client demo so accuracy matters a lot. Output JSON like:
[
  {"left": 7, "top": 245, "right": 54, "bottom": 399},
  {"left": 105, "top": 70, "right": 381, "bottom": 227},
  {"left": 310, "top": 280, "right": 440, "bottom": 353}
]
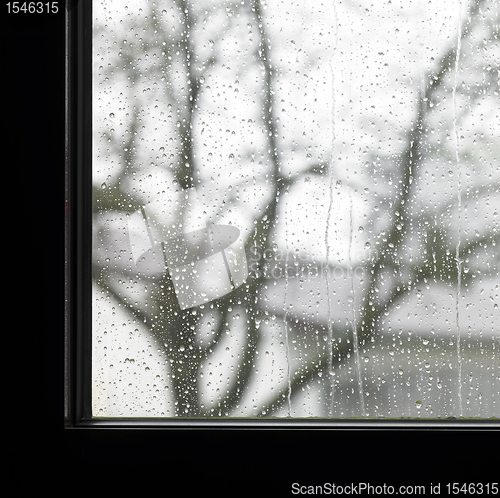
[{"left": 91, "top": 0, "right": 499, "bottom": 418}]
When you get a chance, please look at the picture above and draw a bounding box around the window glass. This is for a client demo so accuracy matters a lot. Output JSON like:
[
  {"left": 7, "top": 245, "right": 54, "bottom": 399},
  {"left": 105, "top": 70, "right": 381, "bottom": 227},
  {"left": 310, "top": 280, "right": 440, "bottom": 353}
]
[{"left": 92, "top": 0, "right": 499, "bottom": 418}]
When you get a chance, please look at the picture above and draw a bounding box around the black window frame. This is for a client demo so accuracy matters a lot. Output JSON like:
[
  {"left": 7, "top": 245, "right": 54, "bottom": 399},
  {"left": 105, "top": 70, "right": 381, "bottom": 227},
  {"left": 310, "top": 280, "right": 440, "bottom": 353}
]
[{"left": 64, "top": 0, "right": 500, "bottom": 430}]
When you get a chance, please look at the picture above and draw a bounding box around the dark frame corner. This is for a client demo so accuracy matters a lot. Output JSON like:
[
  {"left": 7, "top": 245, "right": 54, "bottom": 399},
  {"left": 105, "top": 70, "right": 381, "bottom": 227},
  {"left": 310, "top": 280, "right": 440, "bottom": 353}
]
[{"left": 63, "top": 0, "right": 499, "bottom": 432}]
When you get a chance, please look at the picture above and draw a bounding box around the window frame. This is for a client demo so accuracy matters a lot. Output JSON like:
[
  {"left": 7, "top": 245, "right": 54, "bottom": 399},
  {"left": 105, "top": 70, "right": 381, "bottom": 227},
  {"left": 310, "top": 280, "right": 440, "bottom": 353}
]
[
  {"left": 65, "top": 0, "right": 93, "bottom": 427},
  {"left": 64, "top": 0, "right": 499, "bottom": 430}
]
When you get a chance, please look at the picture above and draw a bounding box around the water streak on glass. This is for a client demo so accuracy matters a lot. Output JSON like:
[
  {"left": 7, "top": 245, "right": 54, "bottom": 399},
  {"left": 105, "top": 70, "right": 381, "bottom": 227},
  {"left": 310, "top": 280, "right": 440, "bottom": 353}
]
[{"left": 92, "top": 0, "right": 499, "bottom": 419}]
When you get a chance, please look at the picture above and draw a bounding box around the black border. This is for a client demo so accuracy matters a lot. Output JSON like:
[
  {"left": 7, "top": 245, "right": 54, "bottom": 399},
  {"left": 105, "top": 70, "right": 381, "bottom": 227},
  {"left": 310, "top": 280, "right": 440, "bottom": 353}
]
[{"left": 4, "top": 0, "right": 498, "bottom": 487}]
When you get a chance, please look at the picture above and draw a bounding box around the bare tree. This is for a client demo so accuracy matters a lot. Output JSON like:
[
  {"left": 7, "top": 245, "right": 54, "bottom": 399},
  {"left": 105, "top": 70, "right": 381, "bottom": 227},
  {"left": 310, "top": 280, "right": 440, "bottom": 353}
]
[{"left": 92, "top": 0, "right": 500, "bottom": 418}]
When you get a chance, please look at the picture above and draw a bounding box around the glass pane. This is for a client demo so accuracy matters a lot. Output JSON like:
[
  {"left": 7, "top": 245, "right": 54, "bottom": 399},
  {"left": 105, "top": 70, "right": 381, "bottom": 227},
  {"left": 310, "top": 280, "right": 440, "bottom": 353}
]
[{"left": 92, "top": 0, "right": 499, "bottom": 418}]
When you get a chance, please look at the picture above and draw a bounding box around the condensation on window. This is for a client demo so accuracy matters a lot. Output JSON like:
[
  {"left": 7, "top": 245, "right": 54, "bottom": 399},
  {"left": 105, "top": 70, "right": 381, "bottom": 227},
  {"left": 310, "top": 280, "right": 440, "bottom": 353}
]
[{"left": 92, "top": 0, "right": 499, "bottom": 418}]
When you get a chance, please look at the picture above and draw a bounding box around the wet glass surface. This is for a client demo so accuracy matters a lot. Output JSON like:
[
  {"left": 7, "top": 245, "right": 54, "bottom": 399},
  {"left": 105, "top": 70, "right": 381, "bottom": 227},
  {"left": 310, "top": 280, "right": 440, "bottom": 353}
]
[{"left": 92, "top": 0, "right": 499, "bottom": 418}]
